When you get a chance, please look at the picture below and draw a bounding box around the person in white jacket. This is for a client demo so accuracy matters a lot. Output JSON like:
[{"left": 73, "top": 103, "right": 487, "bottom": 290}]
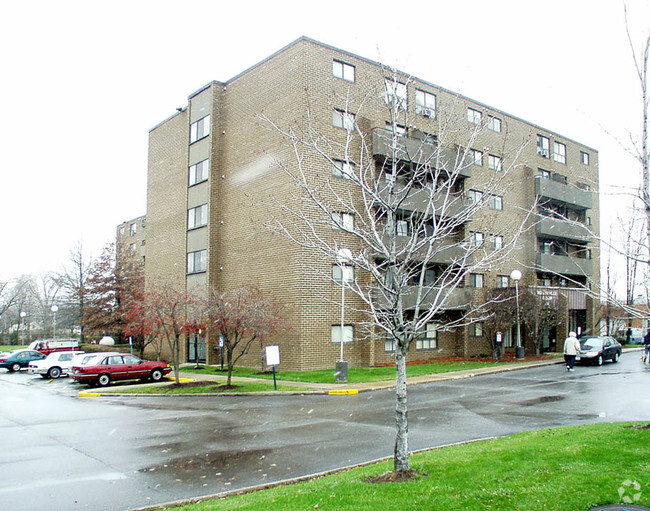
[{"left": 563, "top": 331, "right": 582, "bottom": 371}]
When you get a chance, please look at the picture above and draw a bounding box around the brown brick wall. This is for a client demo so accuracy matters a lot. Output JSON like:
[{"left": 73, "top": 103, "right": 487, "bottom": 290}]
[{"left": 140, "top": 38, "right": 600, "bottom": 370}]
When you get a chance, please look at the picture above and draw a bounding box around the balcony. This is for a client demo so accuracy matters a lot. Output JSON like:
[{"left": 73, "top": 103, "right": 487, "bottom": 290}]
[
  {"left": 535, "top": 176, "right": 592, "bottom": 209},
  {"left": 380, "top": 235, "right": 471, "bottom": 264},
  {"left": 373, "top": 285, "right": 474, "bottom": 311},
  {"left": 536, "top": 216, "right": 593, "bottom": 243},
  {"left": 376, "top": 183, "right": 472, "bottom": 218},
  {"left": 536, "top": 253, "right": 594, "bottom": 277},
  {"left": 372, "top": 129, "right": 472, "bottom": 179}
]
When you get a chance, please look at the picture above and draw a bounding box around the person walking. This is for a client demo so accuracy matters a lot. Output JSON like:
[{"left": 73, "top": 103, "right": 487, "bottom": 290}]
[
  {"left": 563, "top": 331, "right": 581, "bottom": 372},
  {"left": 643, "top": 329, "right": 650, "bottom": 364}
]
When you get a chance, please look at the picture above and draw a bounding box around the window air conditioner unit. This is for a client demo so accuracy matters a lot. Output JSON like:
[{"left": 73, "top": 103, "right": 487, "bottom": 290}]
[
  {"left": 420, "top": 108, "right": 433, "bottom": 118},
  {"left": 538, "top": 148, "right": 549, "bottom": 157}
]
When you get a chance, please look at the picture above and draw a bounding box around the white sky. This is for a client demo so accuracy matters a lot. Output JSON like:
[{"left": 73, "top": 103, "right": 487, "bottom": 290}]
[{"left": 1, "top": 0, "right": 648, "bottom": 285}]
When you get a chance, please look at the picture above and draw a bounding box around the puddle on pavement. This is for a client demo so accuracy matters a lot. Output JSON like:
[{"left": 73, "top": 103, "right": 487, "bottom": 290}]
[
  {"left": 518, "top": 395, "right": 566, "bottom": 407},
  {"left": 139, "top": 447, "right": 274, "bottom": 484}
]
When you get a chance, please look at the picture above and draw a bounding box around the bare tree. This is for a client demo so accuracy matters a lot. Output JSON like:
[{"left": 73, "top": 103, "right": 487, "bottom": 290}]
[
  {"left": 56, "top": 241, "right": 92, "bottom": 342},
  {"left": 265, "top": 71, "right": 532, "bottom": 474}
]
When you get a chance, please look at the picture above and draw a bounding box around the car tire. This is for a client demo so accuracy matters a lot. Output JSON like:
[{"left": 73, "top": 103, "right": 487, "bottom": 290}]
[
  {"left": 97, "top": 374, "right": 111, "bottom": 387},
  {"left": 10, "top": 363, "right": 21, "bottom": 373},
  {"left": 48, "top": 367, "right": 62, "bottom": 379},
  {"left": 150, "top": 369, "right": 164, "bottom": 382},
  {"left": 596, "top": 355, "right": 603, "bottom": 366},
  {"left": 613, "top": 352, "right": 620, "bottom": 363}
]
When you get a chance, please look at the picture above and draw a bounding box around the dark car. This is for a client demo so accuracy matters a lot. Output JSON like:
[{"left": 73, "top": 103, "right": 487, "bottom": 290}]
[
  {"left": 0, "top": 349, "right": 47, "bottom": 372},
  {"left": 69, "top": 353, "right": 172, "bottom": 387},
  {"left": 576, "top": 336, "right": 622, "bottom": 366}
]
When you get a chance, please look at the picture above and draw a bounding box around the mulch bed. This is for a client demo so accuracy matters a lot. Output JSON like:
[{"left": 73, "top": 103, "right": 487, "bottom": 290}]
[{"left": 365, "top": 469, "right": 423, "bottom": 483}]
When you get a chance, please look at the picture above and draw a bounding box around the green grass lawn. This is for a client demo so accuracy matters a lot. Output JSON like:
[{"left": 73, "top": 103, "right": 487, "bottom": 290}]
[
  {"left": 167, "top": 422, "right": 650, "bottom": 510},
  {"left": 0, "top": 345, "right": 27, "bottom": 352},
  {"left": 182, "top": 359, "right": 523, "bottom": 384},
  {"left": 105, "top": 381, "right": 308, "bottom": 394}
]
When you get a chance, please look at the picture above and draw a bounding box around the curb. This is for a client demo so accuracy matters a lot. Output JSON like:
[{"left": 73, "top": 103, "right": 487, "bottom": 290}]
[{"left": 77, "top": 358, "right": 564, "bottom": 398}]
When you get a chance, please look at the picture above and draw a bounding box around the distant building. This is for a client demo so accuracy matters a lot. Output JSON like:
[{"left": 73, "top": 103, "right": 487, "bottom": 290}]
[
  {"left": 132, "top": 37, "right": 599, "bottom": 369},
  {"left": 116, "top": 215, "right": 146, "bottom": 264}
]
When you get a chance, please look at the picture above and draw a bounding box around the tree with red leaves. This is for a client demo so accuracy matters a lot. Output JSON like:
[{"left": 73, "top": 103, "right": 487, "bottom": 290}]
[
  {"left": 201, "top": 287, "right": 284, "bottom": 387},
  {"left": 139, "top": 283, "right": 202, "bottom": 383}
]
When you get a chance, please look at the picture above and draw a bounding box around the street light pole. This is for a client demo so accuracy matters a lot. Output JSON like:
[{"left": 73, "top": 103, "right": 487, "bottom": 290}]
[
  {"left": 51, "top": 305, "right": 59, "bottom": 339},
  {"left": 335, "top": 248, "right": 352, "bottom": 383},
  {"left": 510, "top": 269, "right": 524, "bottom": 360}
]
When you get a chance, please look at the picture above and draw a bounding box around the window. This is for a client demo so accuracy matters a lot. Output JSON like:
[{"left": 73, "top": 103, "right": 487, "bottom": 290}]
[
  {"left": 489, "top": 195, "right": 503, "bottom": 210},
  {"left": 385, "top": 336, "right": 396, "bottom": 352},
  {"left": 385, "top": 79, "right": 407, "bottom": 110},
  {"left": 190, "top": 115, "right": 210, "bottom": 143},
  {"left": 130, "top": 243, "right": 136, "bottom": 252},
  {"left": 386, "top": 121, "right": 407, "bottom": 136},
  {"left": 553, "top": 141, "right": 567, "bottom": 164},
  {"left": 468, "top": 189, "right": 483, "bottom": 204},
  {"left": 189, "top": 159, "right": 210, "bottom": 186},
  {"left": 396, "top": 219, "right": 409, "bottom": 236},
  {"left": 129, "top": 223, "right": 137, "bottom": 236},
  {"left": 540, "top": 277, "right": 552, "bottom": 287},
  {"left": 490, "top": 234, "right": 504, "bottom": 250},
  {"left": 416, "top": 323, "right": 438, "bottom": 350},
  {"left": 415, "top": 89, "right": 436, "bottom": 117},
  {"left": 470, "top": 149, "right": 483, "bottom": 166},
  {"left": 471, "top": 323, "right": 483, "bottom": 337},
  {"left": 333, "top": 109, "right": 356, "bottom": 131},
  {"left": 187, "top": 249, "right": 207, "bottom": 274},
  {"left": 539, "top": 240, "right": 553, "bottom": 254},
  {"left": 332, "top": 264, "right": 354, "bottom": 283},
  {"left": 470, "top": 232, "right": 484, "bottom": 247},
  {"left": 467, "top": 107, "right": 482, "bottom": 125},
  {"left": 332, "top": 325, "right": 354, "bottom": 344},
  {"left": 496, "top": 275, "right": 509, "bottom": 288},
  {"left": 333, "top": 60, "right": 355, "bottom": 82},
  {"left": 470, "top": 273, "right": 484, "bottom": 288},
  {"left": 581, "top": 151, "right": 590, "bottom": 165},
  {"left": 539, "top": 169, "right": 551, "bottom": 180},
  {"left": 537, "top": 135, "right": 550, "bottom": 158},
  {"left": 332, "top": 160, "right": 354, "bottom": 179},
  {"left": 488, "top": 115, "right": 502, "bottom": 132},
  {"left": 488, "top": 154, "right": 503, "bottom": 171},
  {"left": 187, "top": 204, "right": 208, "bottom": 229},
  {"left": 332, "top": 212, "right": 354, "bottom": 231}
]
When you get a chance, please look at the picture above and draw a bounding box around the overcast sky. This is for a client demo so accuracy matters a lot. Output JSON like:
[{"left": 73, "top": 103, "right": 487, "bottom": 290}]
[{"left": 1, "top": 0, "right": 648, "bottom": 284}]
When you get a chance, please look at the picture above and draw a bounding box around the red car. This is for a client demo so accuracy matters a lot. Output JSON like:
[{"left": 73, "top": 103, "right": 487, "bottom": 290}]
[{"left": 70, "top": 353, "right": 172, "bottom": 387}]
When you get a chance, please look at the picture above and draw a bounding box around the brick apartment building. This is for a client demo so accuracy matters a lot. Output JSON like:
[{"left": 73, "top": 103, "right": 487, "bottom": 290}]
[{"left": 123, "top": 36, "right": 600, "bottom": 370}]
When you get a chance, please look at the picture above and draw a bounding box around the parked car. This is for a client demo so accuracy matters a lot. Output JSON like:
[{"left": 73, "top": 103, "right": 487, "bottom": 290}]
[
  {"left": 576, "top": 336, "right": 622, "bottom": 366},
  {"left": 28, "top": 339, "right": 79, "bottom": 356},
  {"left": 0, "top": 349, "right": 47, "bottom": 372},
  {"left": 28, "top": 350, "right": 85, "bottom": 379},
  {"left": 70, "top": 353, "right": 172, "bottom": 387}
]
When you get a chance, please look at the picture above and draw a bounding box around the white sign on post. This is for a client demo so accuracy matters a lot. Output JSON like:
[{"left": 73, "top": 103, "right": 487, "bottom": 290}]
[{"left": 265, "top": 345, "right": 280, "bottom": 366}]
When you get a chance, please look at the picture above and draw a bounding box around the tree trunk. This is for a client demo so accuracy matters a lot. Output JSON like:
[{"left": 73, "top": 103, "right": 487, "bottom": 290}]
[
  {"left": 226, "top": 347, "right": 233, "bottom": 386},
  {"left": 393, "top": 349, "right": 410, "bottom": 472}
]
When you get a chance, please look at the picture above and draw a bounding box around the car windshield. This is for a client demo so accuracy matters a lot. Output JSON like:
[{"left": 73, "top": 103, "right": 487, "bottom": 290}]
[{"left": 581, "top": 338, "right": 604, "bottom": 350}]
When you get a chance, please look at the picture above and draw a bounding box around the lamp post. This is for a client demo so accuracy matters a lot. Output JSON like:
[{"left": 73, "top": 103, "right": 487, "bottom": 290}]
[
  {"left": 335, "top": 248, "right": 352, "bottom": 383},
  {"left": 20, "top": 311, "right": 27, "bottom": 343},
  {"left": 510, "top": 269, "right": 524, "bottom": 360},
  {"left": 51, "top": 305, "right": 59, "bottom": 339}
]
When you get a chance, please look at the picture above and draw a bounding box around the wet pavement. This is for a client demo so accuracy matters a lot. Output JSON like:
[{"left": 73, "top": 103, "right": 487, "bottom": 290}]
[{"left": 0, "top": 352, "right": 649, "bottom": 511}]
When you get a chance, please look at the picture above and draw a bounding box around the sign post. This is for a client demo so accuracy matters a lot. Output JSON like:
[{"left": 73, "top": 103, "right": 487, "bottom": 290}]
[
  {"left": 219, "top": 336, "right": 224, "bottom": 371},
  {"left": 265, "top": 345, "right": 280, "bottom": 391}
]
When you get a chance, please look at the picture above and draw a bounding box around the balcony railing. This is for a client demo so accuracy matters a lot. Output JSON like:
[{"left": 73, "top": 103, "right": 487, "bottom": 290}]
[
  {"left": 373, "top": 285, "right": 474, "bottom": 311},
  {"left": 535, "top": 176, "right": 592, "bottom": 209},
  {"left": 376, "top": 183, "right": 472, "bottom": 218},
  {"left": 536, "top": 215, "right": 593, "bottom": 243},
  {"left": 379, "top": 235, "right": 471, "bottom": 264},
  {"left": 372, "top": 129, "right": 472, "bottom": 179},
  {"left": 536, "top": 253, "right": 594, "bottom": 277}
]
